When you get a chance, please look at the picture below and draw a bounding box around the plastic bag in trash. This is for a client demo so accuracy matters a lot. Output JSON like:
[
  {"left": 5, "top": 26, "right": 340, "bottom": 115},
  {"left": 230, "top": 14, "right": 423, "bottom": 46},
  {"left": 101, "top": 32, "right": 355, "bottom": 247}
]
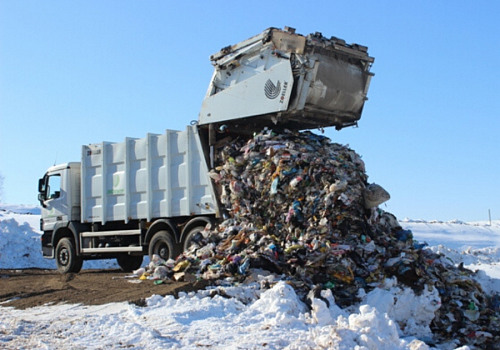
[
  {"left": 363, "top": 183, "right": 390, "bottom": 208},
  {"left": 150, "top": 254, "right": 164, "bottom": 265},
  {"left": 132, "top": 267, "right": 145, "bottom": 276},
  {"left": 153, "top": 266, "right": 169, "bottom": 279}
]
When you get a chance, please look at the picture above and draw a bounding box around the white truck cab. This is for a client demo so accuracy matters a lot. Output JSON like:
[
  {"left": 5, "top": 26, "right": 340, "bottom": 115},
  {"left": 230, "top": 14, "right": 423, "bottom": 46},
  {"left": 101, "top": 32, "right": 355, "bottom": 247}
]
[{"left": 38, "top": 162, "right": 81, "bottom": 232}]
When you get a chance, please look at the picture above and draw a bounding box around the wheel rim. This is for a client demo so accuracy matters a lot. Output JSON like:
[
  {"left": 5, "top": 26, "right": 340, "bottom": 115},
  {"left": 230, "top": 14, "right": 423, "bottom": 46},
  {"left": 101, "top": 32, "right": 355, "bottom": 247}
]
[
  {"left": 156, "top": 242, "right": 170, "bottom": 260},
  {"left": 59, "top": 248, "right": 69, "bottom": 266},
  {"left": 184, "top": 227, "right": 204, "bottom": 251}
]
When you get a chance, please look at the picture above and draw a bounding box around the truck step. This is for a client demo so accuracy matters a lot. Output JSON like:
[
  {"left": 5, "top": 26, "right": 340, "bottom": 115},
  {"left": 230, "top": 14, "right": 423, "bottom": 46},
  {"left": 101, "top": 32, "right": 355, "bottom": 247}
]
[
  {"left": 81, "top": 246, "right": 143, "bottom": 254},
  {"left": 81, "top": 229, "right": 141, "bottom": 237}
]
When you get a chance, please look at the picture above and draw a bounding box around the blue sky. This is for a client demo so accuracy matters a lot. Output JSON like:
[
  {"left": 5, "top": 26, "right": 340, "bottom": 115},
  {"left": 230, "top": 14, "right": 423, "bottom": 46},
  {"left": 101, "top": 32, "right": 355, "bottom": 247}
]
[{"left": 1, "top": 1, "right": 499, "bottom": 222}]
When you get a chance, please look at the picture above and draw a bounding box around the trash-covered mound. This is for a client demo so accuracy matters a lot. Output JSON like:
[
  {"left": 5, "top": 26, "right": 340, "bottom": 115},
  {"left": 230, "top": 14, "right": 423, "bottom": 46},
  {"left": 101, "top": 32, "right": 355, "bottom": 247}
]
[{"left": 146, "top": 129, "right": 499, "bottom": 349}]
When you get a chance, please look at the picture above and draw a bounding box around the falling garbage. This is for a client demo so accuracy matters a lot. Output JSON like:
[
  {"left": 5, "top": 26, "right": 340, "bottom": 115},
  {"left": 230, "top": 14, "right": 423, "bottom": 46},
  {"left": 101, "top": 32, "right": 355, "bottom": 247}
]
[{"left": 132, "top": 128, "right": 499, "bottom": 349}]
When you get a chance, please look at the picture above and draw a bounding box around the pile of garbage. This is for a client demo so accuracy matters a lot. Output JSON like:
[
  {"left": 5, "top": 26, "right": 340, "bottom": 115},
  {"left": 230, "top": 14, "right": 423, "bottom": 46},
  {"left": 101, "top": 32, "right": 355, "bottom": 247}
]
[{"left": 142, "top": 129, "right": 499, "bottom": 348}]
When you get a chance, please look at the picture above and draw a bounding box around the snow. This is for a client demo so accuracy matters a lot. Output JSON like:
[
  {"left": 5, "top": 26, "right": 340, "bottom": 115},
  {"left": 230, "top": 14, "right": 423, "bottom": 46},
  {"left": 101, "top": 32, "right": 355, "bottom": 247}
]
[
  {"left": 1, "top": 204, "right": 499, "bottom": 350},
  {"left": 400, "top": 218, "right": 500, "bottom": 250},
  {"left": 0, "top": 206, "right": 118, "bottom": 270}
]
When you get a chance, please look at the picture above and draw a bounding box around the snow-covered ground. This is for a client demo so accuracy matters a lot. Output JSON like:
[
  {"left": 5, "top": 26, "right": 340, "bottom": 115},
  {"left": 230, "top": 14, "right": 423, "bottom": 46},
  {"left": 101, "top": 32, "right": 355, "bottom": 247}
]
[{"left": 1, "top": 204, "right": 499, "bottom": 350}]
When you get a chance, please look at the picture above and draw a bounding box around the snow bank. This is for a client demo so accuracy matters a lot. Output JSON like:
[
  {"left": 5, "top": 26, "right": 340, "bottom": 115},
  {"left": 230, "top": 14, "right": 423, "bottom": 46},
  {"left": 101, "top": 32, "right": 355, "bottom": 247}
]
[
  {"left": 401, "top": 219, "right": 500, "bottom": 250},
  {"left": 0, "top": 217, "right": 54, "bottom": 269},
  {"left": 364, "top": 279, "right": 440, "bottom": 338},
  {"left": 0, "top": 281, "right": 437, "bottom": 350},
  {"left": 0, "top": 204, "right": 117, "bottom": 270}
]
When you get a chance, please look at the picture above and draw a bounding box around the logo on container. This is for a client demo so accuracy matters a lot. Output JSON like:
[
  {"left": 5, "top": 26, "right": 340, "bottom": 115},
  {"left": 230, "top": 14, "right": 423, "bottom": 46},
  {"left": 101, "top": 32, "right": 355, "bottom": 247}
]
[{"left": 264, "top": 79, "right": 281, "bottom": 99}]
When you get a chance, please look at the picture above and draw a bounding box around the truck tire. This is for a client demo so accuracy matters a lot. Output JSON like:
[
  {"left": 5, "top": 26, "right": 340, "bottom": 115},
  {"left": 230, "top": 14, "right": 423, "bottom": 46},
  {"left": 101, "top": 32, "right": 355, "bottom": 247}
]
[
  {"left": 183, "top": 225, "right": 207, "bottom": 253},
  {"left": 148, "top": 231, "right": 176, "bottom": 261},
  {"left": 55, "top": 237, "right": 83, "bottom": 274},
  {"left": 116, "top": 255, "right": 143, "bottom": 272}
]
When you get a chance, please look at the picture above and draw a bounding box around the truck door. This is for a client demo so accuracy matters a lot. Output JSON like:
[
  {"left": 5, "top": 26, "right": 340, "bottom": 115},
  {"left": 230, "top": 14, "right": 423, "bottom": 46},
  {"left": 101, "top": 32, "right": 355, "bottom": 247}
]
[{"left": 39, "top": 172, "right": 69, "bottom": 231}]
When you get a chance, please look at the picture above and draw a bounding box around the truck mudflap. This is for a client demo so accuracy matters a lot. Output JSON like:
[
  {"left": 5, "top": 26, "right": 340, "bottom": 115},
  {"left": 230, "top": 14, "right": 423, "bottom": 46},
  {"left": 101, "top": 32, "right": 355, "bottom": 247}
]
[
  {"left": 198, "top": 27, "right": 374, "bottom": 131},
  {"left": 41, "top": 231, "right": 54, "bottom": 258}
]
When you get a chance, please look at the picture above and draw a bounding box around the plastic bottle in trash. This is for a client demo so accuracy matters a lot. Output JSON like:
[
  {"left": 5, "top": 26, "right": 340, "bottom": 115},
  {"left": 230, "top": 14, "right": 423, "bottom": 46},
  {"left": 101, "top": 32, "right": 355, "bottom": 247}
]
[
  {"left": 238, "top": 258, "right": 250, "bottom": 275},
  {"left": 270, "top": 177, "right": 279, "bottom": 195},
  {"left": 290, "top": 176, "right": 302, "bottom": 188}
]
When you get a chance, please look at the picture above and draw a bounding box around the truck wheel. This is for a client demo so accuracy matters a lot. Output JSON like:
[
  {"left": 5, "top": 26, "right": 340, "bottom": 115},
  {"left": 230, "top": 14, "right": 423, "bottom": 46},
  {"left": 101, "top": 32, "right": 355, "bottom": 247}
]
[
  {"left": 183, "top": 225, "right": 206, "bottom": 252},
  {"left": 149, "top": 231, "right": 175, "bottom": 261},
  {"left": 116, "top": 255, "right": 143, "bottom": 272},
  {"left": 55, "top": 237, "right": 83, "bottom": 274}
]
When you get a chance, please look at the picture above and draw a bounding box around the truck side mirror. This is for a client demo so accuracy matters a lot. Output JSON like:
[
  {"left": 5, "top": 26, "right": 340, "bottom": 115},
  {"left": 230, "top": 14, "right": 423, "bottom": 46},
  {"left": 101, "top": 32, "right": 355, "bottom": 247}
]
[
  {"left": 38, "top": 178, "right": 47, "bottom": 208},
  {"left": 38, "top": 178, "right": 45, "bottom": 193}
]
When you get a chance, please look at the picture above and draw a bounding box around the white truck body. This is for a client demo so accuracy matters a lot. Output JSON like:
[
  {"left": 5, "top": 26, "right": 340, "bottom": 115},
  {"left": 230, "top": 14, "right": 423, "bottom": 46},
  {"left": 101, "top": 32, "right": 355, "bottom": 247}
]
[
  {"left": 80, "top": 126, "right": 216, "bottom": 225},
  {"left": 38, "top": 27, "right": 374, "bottom": 273}
]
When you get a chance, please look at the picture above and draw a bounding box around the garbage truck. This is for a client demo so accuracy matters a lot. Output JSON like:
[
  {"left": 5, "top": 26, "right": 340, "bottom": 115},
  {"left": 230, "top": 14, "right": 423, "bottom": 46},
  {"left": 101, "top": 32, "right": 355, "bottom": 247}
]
[{"left": 37, "top": 27, "right": 374, "bottom": 273}]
